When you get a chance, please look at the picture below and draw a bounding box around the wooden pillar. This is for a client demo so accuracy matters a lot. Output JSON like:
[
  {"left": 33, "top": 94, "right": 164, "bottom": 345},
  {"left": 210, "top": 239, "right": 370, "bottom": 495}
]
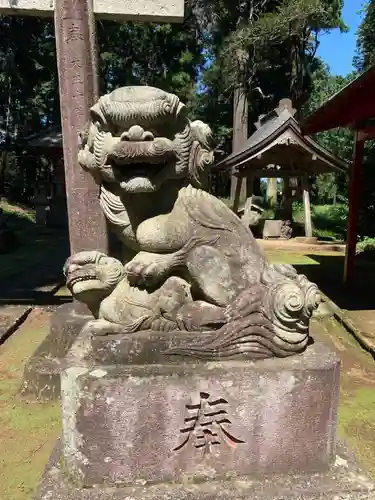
[
  {"left": 267, "top": 178, "right": 278, "bottom": 208},
  {"left": 244, "top": 172, "right": 254, "bottom": 218},
  {"left": 302, "top": 175, "right": 312, "bottom": 238},
  {"left": 283, "top": 177, "right": 293, "bottom": 221},
  {"left": 230, "top": 86, "right": 248, "bottom": 207},
  {"left": 54, "top": 0, "right": 109, "bottom": 254},
  {"left": 344, "top": 132, "right": 364, "bottom": 284},
  {"left": 232, "top": 173, "right": 244, "bottom": 214}
]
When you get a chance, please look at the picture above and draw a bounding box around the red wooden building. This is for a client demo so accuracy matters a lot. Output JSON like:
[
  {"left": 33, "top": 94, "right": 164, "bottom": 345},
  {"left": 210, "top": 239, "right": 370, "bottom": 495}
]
[{"left": 301, "top": 65, "right": 375, "bottom": 284}]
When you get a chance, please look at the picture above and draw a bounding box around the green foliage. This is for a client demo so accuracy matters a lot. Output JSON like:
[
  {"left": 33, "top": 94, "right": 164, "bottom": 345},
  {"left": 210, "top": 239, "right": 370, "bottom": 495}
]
[
  {"left": 97, "top": 6, "right": 204, "bottom": 101},
  {"left": 354, "top": 0, "right": 375, "bottom": 71},
  {"left": 215, "top": 0, "right": 346, "bottom": 106},
  {"left": 0, "top": 4, "right": 205, "bottom": 201},
  {"left": 0, "top": 199, "right": 34, "bottom": 223},
  {"left": 191, "top": 0, "right": 346, "bottom": 156},
  {"left": 0, "top": 17, "right": 59, "bottom": 136},
  {"left": 292, "top": 200, "right": 303, "bottom": 213},
  {"left": 293, "top": 203, "right": 348, "bottom": 240},
  {"left": 301, "top": 62, "right": 355, "bottom": 206},
  {"left": 312, "top": 204, "right": 348, "bottom": 240},
  {"left": 302, "top": 62, "right": 355, "bottom": 161},
  {"left": 356, "top": 236, "right": 375, "bottom": 254},
  {"left": 0, "top": 0, "right": 358, "bottom": 221}
]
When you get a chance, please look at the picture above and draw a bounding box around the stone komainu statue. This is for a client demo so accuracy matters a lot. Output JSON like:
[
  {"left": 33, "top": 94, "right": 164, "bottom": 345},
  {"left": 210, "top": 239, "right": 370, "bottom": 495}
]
[{"left": 64, "top": 86, "right": 321, "bottom": 360}]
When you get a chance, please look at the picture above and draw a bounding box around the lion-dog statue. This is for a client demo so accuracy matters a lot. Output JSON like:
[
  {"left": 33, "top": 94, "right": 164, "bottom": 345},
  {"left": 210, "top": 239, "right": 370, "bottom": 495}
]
[{"left": 63, "top": 86, "right": 321, "bottom": 360}]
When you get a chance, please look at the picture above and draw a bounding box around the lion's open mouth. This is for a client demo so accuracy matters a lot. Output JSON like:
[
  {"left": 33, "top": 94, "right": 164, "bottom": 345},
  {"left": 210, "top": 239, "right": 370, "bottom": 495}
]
[
  {"left": 67, "top": 274, "right": 99, "bottom": 288},
  {"left": 116, "top": 161, "right": 169, "bottom": 179},
  {"left": 103, "top": 137, "right": 180, "bottom": 193},
  {"left": 109, "top": 139, "right": 176, "bottom": 166}
]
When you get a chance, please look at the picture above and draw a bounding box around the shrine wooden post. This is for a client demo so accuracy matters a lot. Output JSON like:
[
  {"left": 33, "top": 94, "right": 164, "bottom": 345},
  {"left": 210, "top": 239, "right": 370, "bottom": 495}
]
[
  {"left": 232, "top": 170, "right": 246, "bottom": 214},
  {"left": 302, "top": 175, "right": 313, "bottom": 238},
  {"left": 267, "top": 178, "right": 278, "bottom": 208},
  {"left": 283, "top": 177, "right": 293, "bottom": 221},
  {"left": 243, "top": 171, "right": 254, "bottom": 218},
  {"left": 344, "top": 131, "right": 365, "bottom": 284},
  {"left": 0, "top": 0, "right": 184, "bottom": 255}
]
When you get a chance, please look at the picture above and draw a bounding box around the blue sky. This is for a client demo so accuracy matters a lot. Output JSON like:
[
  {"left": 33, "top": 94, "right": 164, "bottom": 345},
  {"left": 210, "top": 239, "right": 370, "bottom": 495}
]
[{"left": 316, "top": 0, "right": 366, "bottom": 75}]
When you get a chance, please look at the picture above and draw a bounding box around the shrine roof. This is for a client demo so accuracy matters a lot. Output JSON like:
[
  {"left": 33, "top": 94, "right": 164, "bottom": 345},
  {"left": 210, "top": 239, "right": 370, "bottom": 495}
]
[
  {"left": 216, "top": 99, "right": 348, "bottom": 175},
  {"left": 301, "top": 65, "right": 375, "bottom": 135}
]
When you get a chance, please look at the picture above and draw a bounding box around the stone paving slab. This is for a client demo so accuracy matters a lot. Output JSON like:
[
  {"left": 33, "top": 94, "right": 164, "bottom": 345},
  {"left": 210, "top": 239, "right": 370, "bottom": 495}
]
[
  {"left": 258, "top": 238, "right": 345, "bottom": 252},
  {"left": 343, "top": 309, "right": 375, "bottom": 352},
  {"left": 0, "top": 305, "right": 32, "bottom": 344},
  {"left": 322, "top": 294, "right": 375, "bottom": 357}
]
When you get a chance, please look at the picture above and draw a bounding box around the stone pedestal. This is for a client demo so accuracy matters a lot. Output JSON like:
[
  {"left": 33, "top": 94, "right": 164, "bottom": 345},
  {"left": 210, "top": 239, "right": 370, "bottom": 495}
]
[
  {"left": 33, "top": 329, "right": 375, "bottom": 499},
  {"left": 33, "top": 333, "right": 375, "bottom": 499},
  {"left": 61, "top": 342, "right": 340, "bottom": 487},
  {"left": 263, "top": 219, "right": 283, "bottom": 239},
  {"left": 263, "top": 219, "right": 292, "bottom": 240}
]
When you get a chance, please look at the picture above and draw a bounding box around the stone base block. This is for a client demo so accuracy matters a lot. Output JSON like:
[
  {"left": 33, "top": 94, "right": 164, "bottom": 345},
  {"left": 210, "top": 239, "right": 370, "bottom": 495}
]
[
  {"left": 87, "top": 329, "right": 213, "bottom": 365},
  {"left": 21, "top": 302, "right": 92, "bottom": 400},
  {"left": 34, "top": 439, "right": 375, "bottom": 500},
  {"left": 262, "top": 219, "right": 283, "bottom": 239},
  {"left": 61, "top": 342, "right": 340, "bottom": 487}
]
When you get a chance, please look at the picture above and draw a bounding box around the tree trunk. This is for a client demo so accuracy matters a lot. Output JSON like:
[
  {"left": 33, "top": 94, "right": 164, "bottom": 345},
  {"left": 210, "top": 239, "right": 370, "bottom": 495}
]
[{"left": 230, "top": 85, "right": 249, "bottom": 209}]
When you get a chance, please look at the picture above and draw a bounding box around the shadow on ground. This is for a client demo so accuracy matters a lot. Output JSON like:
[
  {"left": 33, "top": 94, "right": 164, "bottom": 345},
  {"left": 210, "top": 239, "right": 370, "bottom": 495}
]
[
  {"left": 295, "top": 254, "right": 375, "bottom": 311},
  {"left": 0, "top": 210, "right": 71, "bottom": 305}
]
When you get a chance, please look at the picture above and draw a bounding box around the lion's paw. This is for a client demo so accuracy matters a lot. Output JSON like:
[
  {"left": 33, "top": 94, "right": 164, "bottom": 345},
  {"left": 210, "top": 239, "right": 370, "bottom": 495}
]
[
  {"left": 125, "top": 252, "right": 173, "bottom": 287},
  {"left": 81, "top": 319, "right": 124, "bottom": 337}
]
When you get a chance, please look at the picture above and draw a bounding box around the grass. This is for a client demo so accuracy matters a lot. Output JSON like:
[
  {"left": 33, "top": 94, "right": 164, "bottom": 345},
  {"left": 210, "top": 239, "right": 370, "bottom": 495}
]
[
  {"left": 339, "top": 387, "right": 375, "bottom": 477},
  {"left": 265, "top": 251, "right": 321, "bottom": 266},
  {"left": 0, "top": 199, "right": 35, "bottom": 220},
  {"left": 0, "top": 312, "right": 61, "bottom": 500}
]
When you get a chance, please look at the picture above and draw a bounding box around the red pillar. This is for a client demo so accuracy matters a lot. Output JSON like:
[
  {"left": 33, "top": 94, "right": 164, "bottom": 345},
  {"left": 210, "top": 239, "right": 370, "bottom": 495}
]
[{"left": 344, "top": 131, "right": 365, "bottom": 284}]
